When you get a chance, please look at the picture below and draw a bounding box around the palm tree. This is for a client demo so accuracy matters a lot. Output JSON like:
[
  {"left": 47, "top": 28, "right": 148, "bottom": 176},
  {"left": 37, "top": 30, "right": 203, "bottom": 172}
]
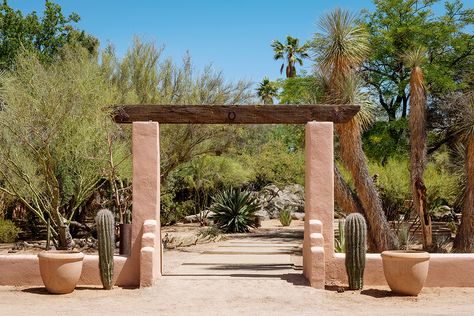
[
  {"left": 452, "top": 92, "right": 474, "bottom": 252},
  {"left": 315, "top": 9, "right": 397, "bottom": 251},
  {"left": 405, "top": 48, "right": 432, "bottom": 249},
  {"left": 272, "top": 36, "right": 309, "bottom": 78},
  {"left": 256, "top": 77, "right": 278, "bottom": 104}
]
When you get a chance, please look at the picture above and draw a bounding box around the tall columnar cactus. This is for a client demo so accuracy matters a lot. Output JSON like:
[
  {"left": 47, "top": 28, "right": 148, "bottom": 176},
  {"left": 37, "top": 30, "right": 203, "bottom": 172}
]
[
  {"left": 96, "top": 209, "right": 115, "bottom": 290},
  {"left": 344, "top": 213, "right": 367, "bottom": 290}
]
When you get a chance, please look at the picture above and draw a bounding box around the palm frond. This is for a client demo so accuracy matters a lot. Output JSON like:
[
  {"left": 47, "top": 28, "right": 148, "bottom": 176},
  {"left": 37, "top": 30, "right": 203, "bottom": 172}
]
[
  {"left": 451, "top": 92, "right": 474, "bottom": 142},
  {"left": 403, "top": 47, "right": 427, "bottom": 69},
  {"left": 316, "top": 8, "right": 369, "bottom": 79}
]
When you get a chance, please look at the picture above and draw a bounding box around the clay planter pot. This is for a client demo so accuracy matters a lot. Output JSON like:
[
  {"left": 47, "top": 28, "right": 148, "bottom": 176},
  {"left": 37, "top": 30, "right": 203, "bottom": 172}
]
[
  {"left": 119, "top": 223, "right": 132, "bottom": 255},
  {"left": 38, "top": 250, "right": 84, "bottom": 294},
  {"left": 381, "top": 250, "right": 430, "bottom": 296}
]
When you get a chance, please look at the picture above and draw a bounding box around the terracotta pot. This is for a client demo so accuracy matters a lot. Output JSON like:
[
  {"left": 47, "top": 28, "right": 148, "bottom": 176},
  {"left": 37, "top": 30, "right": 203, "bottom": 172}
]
[
  {"left": 38, "top": 250, "right": 84, "bottom": 294},
  {"left": 119, "top": 223, "right": 132, "bottom": 255},
  {"left": 381, "top": 250, "right": 430, "bottom": 296}
]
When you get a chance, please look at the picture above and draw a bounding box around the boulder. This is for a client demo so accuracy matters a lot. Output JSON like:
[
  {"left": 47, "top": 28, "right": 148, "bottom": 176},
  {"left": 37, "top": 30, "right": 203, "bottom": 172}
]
[
  {"left": 291, "top": 212, "right": 305, "bottom": 221},
  {"left": 257, "top": 184, "right": 304, "bottom": 219},
  {"left": 183, "top": 210, "right": 215, "bottom": 223}
]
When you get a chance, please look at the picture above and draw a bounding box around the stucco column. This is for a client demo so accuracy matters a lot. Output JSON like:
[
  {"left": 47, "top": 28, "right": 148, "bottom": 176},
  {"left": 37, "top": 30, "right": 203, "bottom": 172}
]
[
  {"left": 119, "top": 122, "right": 161, "bottom": 286},
  {"left": 303, "top": 121, "right": 334, "bottom": 288}
]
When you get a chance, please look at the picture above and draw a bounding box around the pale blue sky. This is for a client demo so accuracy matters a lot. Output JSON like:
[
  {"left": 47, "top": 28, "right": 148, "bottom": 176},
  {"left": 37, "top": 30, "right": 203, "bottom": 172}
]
[{"left": 8, "top": 0, "right": 460, "bottom": 84}]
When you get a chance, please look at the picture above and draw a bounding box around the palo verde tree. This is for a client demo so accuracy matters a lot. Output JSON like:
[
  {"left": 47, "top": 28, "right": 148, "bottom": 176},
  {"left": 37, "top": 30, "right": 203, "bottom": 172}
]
[
  {"left": 0, "top": 48, "right": 117, "bottom": 249},
  {"left": 0, "top": 0, "right": 98, "bottom": 70},
  {"left": 271, "top": 35, "right": 310, "bottom": 78},
  {"left": 103, "top": 38, "right": 254, "bottom": 184},
  {"left": 362, "top": 0, "right": 474, "bottom": 121}
]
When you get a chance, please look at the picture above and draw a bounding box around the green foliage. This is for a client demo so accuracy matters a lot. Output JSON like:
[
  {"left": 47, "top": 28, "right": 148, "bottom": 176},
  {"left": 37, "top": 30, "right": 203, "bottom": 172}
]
[
  {"left": 277, "top": 76, "right": 323, "bottom": 104},
  {"left": 161, "top": 154, "right": 255, "bottom": 226},
  {"left": 363, "top": 119, "right": 409, "bottom": 164},
  {"left": 0, "top": 0, "right": 98, "bottom": 69},
  {"left": 369, "top": 156, "right": 461, "bottom": 220},
  {"left": 210, "top": 188, "right": 259, "bottom": 233},
  {"left": 362, "top": 0, "right": 474, "bottom": 119},
  {"left": 241, "top": 140, "right": 304, "bottom": 187},
  {"left": 256, "top": 77, "right": 278, "bottom": 104},
  {"left": 334, "top": 220, "right": 346, "bottom": 253},
  {"left": 0, "top": 48, "right": 117, "bottom": 248},
  {"left": 269, "top": 125, "right": 305, "bottom": 152},
  {"left": 279, "top": 210, "right": 292, "bottom": 227},
  {"left": 397, "top": 225, "right": 413, "bottom": 251},
  {"left": 344, "top": 213, "right": 367, "bottom": 290},
  {"left": 0, "top": 219, "right": 20, "bottom": 243},
  {"left": 103, "top": 38, "right": 254, "bottom": 184},
  {"left": 161, "top": 194, "right": 194, "bottom": 226},
  {"left": 95, "top": 209, "right": 114, "bottom": 290},
  {"left": 271, "top": 36, "right": 310, "bottom": 78}
]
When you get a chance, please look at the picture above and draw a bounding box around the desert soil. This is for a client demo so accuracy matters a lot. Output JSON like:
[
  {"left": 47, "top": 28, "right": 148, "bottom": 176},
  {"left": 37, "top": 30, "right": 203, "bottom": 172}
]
[{"left": 1, "top": 220, "right": 474, "bottom": 315}]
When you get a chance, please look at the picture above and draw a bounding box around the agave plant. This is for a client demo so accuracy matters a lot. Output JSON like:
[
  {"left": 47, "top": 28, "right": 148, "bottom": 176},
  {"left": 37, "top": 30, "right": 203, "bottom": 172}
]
[
  {"left": 279, "top": 210, "right": 292, "bottom": 227},
  {"left": 210, "top": 188, "right": 259, "bottom": 233}
]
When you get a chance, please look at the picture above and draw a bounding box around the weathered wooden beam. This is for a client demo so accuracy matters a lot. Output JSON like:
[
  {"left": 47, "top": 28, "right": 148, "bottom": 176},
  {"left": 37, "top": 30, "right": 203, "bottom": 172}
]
[{"left": 113, "top": 104, "right": 360, "bottom": 124}]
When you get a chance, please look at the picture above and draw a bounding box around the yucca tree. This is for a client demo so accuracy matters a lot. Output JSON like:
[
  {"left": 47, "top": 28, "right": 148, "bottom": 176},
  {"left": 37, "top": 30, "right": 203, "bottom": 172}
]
[
  {"left": 271, "top": 36, "right": 310, "bottom": 78},
  {"left": 453, "top": 92, "right": 474, "bottom": 252},
  {"left": 405, "top": 48, "right": 432, "bottom": 249},
  {"left": 256, "top": 77, "right": 278, "bottom": 104},
  {"left": 315, "top": 9, "right": 397, "bottom": 251}
]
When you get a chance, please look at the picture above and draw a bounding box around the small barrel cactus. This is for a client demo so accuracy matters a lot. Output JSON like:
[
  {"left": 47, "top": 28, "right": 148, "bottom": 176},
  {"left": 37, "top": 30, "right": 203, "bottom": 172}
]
[
  {"left": 96, "top": 209, "right": 115, "bottom": 290},
  {"left": 344, "top": 213, "right": 367, "bottom": 290}
]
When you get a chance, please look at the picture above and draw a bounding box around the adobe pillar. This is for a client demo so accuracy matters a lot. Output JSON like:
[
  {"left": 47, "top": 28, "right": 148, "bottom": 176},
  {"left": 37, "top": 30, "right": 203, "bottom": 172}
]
[
  {"left": 303, "top": 121, "right": 334, "bottom": 288},
  {"left": 119, "top": 122, "right": 162, "bottom": 286}
]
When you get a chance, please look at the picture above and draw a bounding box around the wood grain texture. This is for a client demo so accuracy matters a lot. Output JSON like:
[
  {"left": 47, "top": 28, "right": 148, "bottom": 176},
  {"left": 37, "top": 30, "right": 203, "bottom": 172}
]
[{"left": 113, "top": 105, "right": 360, "bottom": 124}]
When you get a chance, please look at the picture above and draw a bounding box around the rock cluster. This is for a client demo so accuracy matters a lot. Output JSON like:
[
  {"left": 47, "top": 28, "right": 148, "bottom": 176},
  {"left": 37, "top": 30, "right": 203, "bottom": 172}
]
[{"left": 256, "top": 184, "right": 305, "bottom": 220}]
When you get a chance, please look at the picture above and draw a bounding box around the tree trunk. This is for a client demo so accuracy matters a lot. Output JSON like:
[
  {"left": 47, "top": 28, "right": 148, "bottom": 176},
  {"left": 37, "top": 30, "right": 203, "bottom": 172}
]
[
  {"left": 336, "top": 120, "right": 398, "bottom": 251},
  {"left": 387, "top": 107, "right": 397, "bottom": 121},
  {"left": 454, "top": 135, "right": 474, "bottom": 252},
  {"left": 401, "top": 94, "right": 408, "bottom": 119},
  {"left": 334, "top": 165, "right": 377, "bottom": 251},
  {"left": 409, "top": 66, "right": 432, "bottom": 249}
]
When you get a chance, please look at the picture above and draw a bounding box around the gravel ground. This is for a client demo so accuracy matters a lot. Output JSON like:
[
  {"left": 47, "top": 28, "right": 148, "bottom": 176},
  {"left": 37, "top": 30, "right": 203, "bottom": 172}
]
[{"left": 1, "top": 221, "right": 474, "bottom": 315}]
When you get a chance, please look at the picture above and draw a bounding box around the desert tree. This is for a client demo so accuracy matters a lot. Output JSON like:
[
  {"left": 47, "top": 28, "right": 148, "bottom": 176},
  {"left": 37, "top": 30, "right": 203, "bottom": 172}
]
[
  {"left": 0, "top": 48, "right": 117, "bottom": 248},
  {"left": 314, "top": 8, "right": 397, "bottom": 251},
  {"left": 405, "top": 47, "right": 432, "bottom": 249},
  {"left": 271, "top": 36, "right": 310, "bottom": 78},
  {"left": 256, "top": 77, "right": 278, "bottom": 104}
]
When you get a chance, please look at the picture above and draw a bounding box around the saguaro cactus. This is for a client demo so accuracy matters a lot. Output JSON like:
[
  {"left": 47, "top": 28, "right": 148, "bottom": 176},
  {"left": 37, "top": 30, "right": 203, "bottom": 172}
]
[
  {"left": 344, "top": 213, "right": 367, "bottom": 290},
  {"left": 96, "top": 209, "right": 115, "bottom": 290}
]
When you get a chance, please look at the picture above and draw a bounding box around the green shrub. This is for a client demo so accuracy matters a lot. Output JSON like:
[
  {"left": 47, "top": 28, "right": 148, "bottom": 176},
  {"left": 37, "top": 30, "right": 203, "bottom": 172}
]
[
  {"left": 279, "top": 210, "right": 292, "bottom": 227},
  {"left": 0, "top": 220, "right": 21, "bottom": 243},
  {"left": 161, "top": 193, "right": 195, "bottom": 226},
  {"left": 241, "top": 140, "right": 304, "bottom": 187},
  {"left": 369, "top": 157, "right": 461, "bottom": 220},
  {"left": 210, "top": 188, "right": 259, "bottom": 233},
  {"left": 334, "top": 220, "right": 346, "bottom": 253}
]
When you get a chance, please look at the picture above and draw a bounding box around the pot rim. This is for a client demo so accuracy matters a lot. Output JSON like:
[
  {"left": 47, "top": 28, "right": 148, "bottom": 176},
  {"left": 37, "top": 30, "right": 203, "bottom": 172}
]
[
  {"left": 381, "top": 250, "right": 430, "bottom": 260},
  {"left": 38, "top": 250, "right": 85, "bottom": 259}
]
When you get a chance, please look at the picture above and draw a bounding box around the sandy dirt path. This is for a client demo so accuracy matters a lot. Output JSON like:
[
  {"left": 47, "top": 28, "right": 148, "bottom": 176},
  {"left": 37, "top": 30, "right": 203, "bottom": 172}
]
[{"left": 1, "top": 227, "right": 474, "bottom": 315}]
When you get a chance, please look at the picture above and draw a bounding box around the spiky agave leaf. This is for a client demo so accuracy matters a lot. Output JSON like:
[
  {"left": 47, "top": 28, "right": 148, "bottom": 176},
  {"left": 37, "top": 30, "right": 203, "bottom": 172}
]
[{"left": 210, "top": 188, "right": 259, "bottom": 233}]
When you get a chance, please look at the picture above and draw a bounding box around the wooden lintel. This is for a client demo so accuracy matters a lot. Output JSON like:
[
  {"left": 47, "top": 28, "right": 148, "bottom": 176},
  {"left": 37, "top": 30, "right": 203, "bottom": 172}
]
[{"left": 112, "top": 104, "right": 360, "bottom": 124}]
